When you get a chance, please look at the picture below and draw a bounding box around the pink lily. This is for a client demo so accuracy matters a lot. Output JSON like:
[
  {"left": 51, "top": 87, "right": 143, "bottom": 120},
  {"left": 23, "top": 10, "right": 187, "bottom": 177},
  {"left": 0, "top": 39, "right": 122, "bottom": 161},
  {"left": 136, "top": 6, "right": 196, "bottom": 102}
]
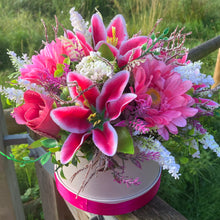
[
  {"left": 91, "top": 13, "right": 149, "bottom": 67},
  {"left": 50, "top": 70, "right": 137, "bottom": 164}
]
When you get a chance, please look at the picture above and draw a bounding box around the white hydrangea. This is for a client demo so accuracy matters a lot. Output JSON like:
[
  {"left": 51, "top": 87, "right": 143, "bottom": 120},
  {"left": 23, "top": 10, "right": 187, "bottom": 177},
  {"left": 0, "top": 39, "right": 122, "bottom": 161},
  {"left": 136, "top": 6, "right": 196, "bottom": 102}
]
[
  {"left": 174, "top": 61, "right": 214, "bottom": 86},
  {"left": 199, "top": 133, "right": 220, "bottom": 157},
  {"left": 137, "top": 138, "right": 181, "bottom": 179},
  {"left": 69, "top": 7, "right": 91, "bottom": 44},
  {"left": 76, "top": 52, "right": 113, "bottom": 82}
]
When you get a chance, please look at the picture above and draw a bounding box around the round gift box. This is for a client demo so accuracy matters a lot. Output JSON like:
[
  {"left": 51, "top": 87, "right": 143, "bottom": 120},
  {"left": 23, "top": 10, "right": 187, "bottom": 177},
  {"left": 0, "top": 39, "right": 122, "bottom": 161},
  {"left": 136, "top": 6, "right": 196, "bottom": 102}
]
[{"left": 55, "top": 154, "right": 161, "bottom": 216}]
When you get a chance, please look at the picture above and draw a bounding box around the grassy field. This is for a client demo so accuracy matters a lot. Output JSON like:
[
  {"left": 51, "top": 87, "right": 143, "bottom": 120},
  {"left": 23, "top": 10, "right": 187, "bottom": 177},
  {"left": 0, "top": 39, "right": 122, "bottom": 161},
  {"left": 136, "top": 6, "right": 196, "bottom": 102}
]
[{"left": 0, "top": 0, "right": 220, "bottom": 219}]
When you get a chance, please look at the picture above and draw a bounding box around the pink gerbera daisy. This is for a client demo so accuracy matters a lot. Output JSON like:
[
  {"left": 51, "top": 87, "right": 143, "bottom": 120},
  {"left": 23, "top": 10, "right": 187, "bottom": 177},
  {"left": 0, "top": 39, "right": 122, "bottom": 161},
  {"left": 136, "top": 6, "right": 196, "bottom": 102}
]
[{"left": 132, "top": 56, "right": 198, "bottom": 140}]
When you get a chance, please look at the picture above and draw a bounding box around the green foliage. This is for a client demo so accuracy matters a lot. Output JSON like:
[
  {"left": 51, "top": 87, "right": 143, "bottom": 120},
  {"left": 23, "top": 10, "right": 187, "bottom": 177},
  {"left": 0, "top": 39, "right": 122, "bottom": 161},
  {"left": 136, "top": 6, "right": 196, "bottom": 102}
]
[{"left": 116, "top": 127, "right": 134, "bottom": 154}]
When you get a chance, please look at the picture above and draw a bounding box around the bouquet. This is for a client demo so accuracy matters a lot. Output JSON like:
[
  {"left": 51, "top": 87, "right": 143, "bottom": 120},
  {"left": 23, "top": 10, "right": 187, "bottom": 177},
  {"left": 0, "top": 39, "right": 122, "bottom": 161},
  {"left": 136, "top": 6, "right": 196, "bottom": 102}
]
[{"left": 1, "top": 7, "right": 220, "bottom": 189}]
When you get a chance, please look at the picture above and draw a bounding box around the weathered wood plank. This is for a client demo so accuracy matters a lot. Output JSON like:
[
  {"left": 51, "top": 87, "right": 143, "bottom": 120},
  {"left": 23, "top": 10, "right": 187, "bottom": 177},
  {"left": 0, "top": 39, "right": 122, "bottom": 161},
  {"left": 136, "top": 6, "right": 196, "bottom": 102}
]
[
  {"left": 35, "top": 162, "right": 75, "bottom": 220},
  {"left": 0, "top": 100, "right": 25, "bottom": 220},
  {"left": 4, "top": 108, "right": 26, "bottom": 134},
  {"left": 188, "top": 35, "right": 220, "bottom": 62}
]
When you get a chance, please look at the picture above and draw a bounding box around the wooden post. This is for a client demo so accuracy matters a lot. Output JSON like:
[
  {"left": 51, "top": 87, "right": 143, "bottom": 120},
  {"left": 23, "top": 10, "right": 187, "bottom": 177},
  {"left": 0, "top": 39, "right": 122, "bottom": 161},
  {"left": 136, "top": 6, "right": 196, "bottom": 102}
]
[
  {"left": 188, "top": 35, "right": 220, "bottom": 62},
  {"left": 34, "top": 148, "right": 75, "bottom": 220},
  {"left": 0, "top": 100, "right": 25, "bottom": 220},
  {"left": 212, "top": 48, "right": 220, "bottom": 89}
]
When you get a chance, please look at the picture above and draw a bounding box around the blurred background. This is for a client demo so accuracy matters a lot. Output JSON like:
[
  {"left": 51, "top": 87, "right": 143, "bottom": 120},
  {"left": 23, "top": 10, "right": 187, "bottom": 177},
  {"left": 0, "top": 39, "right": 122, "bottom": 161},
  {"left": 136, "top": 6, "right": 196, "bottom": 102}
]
[{"left": 0, "top": 0, "right": 220, "bottom": 219}]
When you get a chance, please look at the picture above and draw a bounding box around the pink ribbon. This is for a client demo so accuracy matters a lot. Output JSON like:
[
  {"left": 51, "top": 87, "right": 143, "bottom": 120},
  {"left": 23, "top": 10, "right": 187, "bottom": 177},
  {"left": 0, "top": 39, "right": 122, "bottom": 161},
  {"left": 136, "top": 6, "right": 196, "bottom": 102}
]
[{"left": 55, "top": 173, "right": 161, "bottom": 215}]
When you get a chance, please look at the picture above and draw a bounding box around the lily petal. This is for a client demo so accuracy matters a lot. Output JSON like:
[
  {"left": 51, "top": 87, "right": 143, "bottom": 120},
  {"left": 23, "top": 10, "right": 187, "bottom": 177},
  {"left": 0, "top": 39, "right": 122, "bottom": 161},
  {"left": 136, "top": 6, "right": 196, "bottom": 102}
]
[
  {"left": 61, "top": 132, "right": 90, "bottom": 164},
  {"left": 96, "top": 70, "right": 130, "bottom": 113},
  {"left": 50, "top": 106, "right": 92, "bottom": 133},
  {"left": 76, "top": 31, "right": 93, "bottom": 55},
  {"left": 67, "top": 71, "right": 100, "bottom": 107},
  {"left": 91, "top": 13, "right": 107, "bottom": 46},
  {"left": 117, "top": 47, "right": 142, "bottom": 68},
  {"left": 119, "top": 36, "right": 149, "bottom": 55},
  {"left": 95, "top": 41, "right": 119, "bottom": 58},
  {"left": 92, "top": 121, "right": 117, "bottom": 156},
  {"left": 107, "top": 14, "right": 128, "bottom": 48},
  {"left": 107, "top": 93, "right": 137, "bottom": 120}
]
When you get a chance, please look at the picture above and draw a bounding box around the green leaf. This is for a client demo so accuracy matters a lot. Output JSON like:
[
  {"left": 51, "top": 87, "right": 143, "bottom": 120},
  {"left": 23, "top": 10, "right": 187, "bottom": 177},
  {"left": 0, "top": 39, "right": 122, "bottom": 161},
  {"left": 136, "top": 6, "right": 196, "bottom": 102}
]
[
  {"left": 141, "top": 43, "right": 147, "bottom": 51},
  {"left": 60, "top": 168, "right": 66, "bottom": 179},
  {"left": 6, "top": 98, "right": 12, "bottom": 106},
  {"left": 116, "top": 127, "right": 134, "bottom": 154},
  {"left": 54, "top": 68, "right": 64, "bottom": 78},
  {"left": 29, "top": 137, "right": 47, "bottom": 149},
  {"left": 180, "top": 157, "right": 189, "bottom": 164},
  {"left": 51, "top": 154, "right": 59, "bottom": 164},
  {"left": 189, "top": 147, "right": 198, "bottom": 155},
  {"left": 151, "top": 33, "right": 156, "bottom": 40},
  {"left": 41, "top": 138, "right": 58, "bottom": 148},
  {"left": 72, "top": 155, "right": 78, "bottom": 166},
  {"left": 48, "top": 147, "right": 61, "bottom": 153},
  {"left": 98, "top": 44, "right": 115, "bottom": 61},
  {"left": 188, "top": 127, "right": 195, "bottom": 136},
  {"left": 163, "top": 28, "right": 169, "bottom": 35},
  {"left": 40, "top": 152, "right": 51, "bottom": 165},
  {"left": 63, "top": 57, "right": 70, "bottom": 65}
]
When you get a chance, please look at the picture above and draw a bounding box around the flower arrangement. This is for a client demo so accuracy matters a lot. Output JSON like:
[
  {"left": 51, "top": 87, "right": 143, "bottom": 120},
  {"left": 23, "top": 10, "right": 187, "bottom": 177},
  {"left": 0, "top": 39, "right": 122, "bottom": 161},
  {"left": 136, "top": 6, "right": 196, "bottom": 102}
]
[{"left": 1, "top": 7, "right": 220, "bottom": 189}]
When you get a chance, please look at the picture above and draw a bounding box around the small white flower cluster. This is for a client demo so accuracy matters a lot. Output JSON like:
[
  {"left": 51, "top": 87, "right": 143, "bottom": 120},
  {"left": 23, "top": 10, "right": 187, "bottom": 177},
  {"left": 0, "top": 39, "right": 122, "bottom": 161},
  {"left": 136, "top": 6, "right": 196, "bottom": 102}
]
[
  {"left": 18, "top": 79, "right": 47, "bottom": 95},
  {"left": 137, "top": 138, "right": 181, "bottom": 179},
  {"left": 0, "top": 80, "right": 47, "bottom": 105},
  {"left": 7, "top": 50, "right": 31, "bottom": 72},
  {"left": 200, "top": 133, "right": 220, "bottom": 157},
  {"left": 69, "top": 7, "right": 91, "bottom": 44},
  {"left": 76, "top": 52, "right": 113, "bottom": 82},
  {"left": 0, "top": 85, "right": 24, "bottom": 105},
  {"left": 174, "top": 61, "right": 214, "bottom": 86}
]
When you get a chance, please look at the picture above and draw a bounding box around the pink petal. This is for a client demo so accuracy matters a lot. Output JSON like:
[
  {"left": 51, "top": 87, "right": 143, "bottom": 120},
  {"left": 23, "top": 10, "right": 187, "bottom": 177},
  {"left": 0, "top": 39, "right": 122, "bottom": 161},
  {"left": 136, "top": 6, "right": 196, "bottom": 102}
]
[
  {"left": 91, "top": 13, "right": 107, "bottom": 46},
  {"left": 13, "top": 104, "right": 31, "bottom": 124},
  {"left": 166, "top": 122, "right": 178, "bottom": 134},
  {"left": 61, "top": 132, "right": 90, "bottom": 164},
  {"left": 168, "top": 96, "right": 188, "bottom": 108},
  {"left": 117, "top": 47, "right": 142, "bottom": 68},
  {"left": 92, "top": 121, "right": 117, "bottom": 156},
  {"left": 158, "top": 127, "right": 169, "bottom": 140},
  {"left": 177, "top": 107, "right": 198, "bottom": 117},
  {"left": 107, "top": 14, "right": 128, "bottom": 48},
  {"left": 67, "top": 72, "right": 100, "bottom": 107},
  {"left": 95, "top": 41, "right": 119, "bottom": 57},
  {"left": 76, "top": 31, "right": 93, "bottom": 56},
  {"left": 107, "top": 93, "right": 137, "bottom": 120},
  {"left": 119, "top": 36, "right": 149, "bottom": 55},
  {"left": 96, "top": 70, "right": 130, "bottom": 112},
  {"left": 24, "top": 90, "right": 44, "bottom": 106},
  {"left": 172, "top": 116, "right": 187, "bottom": 127},
  {"left": 50, "top": 106, "right": 92, "bottom": 133}
]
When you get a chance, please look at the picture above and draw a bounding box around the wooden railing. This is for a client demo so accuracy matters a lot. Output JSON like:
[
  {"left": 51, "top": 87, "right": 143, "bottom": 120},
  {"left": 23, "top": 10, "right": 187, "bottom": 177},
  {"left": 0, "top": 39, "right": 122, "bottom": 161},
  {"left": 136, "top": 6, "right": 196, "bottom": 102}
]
[{"left": 1, "top": 37, "right": 220, "bottom": 220}]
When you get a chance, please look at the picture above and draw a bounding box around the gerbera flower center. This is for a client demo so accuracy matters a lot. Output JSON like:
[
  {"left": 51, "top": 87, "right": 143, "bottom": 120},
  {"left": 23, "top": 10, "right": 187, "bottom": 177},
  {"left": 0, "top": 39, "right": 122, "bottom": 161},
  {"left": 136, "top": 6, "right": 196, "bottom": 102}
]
[
  {"left": 107, "top": 26, "right": 118, "bottom": 47},
  {"left": 146, "top": 88, "right": 161, "bottom": 106}
]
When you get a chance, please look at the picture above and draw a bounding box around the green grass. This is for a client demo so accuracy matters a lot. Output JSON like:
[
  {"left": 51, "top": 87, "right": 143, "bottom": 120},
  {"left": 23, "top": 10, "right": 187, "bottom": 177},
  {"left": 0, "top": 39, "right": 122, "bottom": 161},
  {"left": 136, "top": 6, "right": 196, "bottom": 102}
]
[{"left": 0, "top": 0, "right": 220, "bottom": 219}]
